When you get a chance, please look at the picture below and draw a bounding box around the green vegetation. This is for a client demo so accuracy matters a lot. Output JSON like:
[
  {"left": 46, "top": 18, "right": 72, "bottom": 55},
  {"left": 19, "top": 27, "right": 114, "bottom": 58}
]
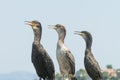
[
  {"left": 107, "top": 64, "right": 113, "bottom": 69},
  {"left": 54, "top": 64, "right": 120, "bottom": 80}
]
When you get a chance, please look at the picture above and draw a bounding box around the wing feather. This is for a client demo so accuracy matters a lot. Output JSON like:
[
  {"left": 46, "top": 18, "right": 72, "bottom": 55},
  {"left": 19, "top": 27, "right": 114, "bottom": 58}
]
[{"left": 65, "top": 50, "right": 75, "bottom": 75}]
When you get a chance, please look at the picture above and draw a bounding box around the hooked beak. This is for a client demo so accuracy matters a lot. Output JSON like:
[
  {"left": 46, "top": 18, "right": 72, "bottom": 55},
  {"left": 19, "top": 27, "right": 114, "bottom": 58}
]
[
  {"left": 48, "top": 25, "right": 56, "bottom": 29},
  {"left": 25, "top": 21, "right": 32, "bottom": 26},
  {"left": 74, "top": 31, "right": 81, "bottom": 35},
  {"left": 74, "top": 31, "right": 84, "bottom": 36}
]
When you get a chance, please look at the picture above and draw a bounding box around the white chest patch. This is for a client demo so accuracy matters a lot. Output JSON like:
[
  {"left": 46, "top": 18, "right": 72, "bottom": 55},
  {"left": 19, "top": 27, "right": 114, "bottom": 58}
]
[{"left": 56, "top": 44, "right": 68, "bottom": 66}]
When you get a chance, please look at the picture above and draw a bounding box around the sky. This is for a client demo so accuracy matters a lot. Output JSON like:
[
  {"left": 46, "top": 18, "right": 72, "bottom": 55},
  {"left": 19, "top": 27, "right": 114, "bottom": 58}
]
[{"left": 0, "top": 0, "right": 120, "bottom": 74}]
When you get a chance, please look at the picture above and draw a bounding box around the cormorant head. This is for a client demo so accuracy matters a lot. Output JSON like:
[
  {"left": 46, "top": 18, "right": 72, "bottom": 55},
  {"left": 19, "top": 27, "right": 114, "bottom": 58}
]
[
  {"left": 25, "top": 20, "right": 41, "bottom": 30},
  {"left": 74, "top": 31, "right": 92, "bottom": 45},
  {"left": 48, "top": 24, "right": 66, "bottom": 35}
]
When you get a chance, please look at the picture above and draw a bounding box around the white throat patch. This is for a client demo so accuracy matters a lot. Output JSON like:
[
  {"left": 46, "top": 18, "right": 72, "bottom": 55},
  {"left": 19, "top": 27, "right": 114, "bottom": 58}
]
[{"left": 33, "top": 26, "right": 38, "bottom": 29}]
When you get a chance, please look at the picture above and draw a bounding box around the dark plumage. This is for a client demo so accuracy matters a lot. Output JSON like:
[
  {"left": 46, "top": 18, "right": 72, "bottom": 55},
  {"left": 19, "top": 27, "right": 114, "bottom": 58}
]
[
  {"left": 26, "top": 21, "right": 55, "bottom": 80},
  {"left": 49, "top": 24, "right": 76, "bottom": 80},
  {"left": 75, "top": 31, "right": 102, "bottom": 80}
]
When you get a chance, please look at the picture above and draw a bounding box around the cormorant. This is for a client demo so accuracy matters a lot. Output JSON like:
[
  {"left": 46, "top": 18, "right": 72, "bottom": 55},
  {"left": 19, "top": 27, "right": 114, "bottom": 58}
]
[
  {"left": 49, "top": 24, "right": 76, "bottom": 80},
  {"left": 74, "top": 31, "right": 102, "bottom": 80},
  {"left": 25, "top": 20, "right": 55, "bottom": 80}
]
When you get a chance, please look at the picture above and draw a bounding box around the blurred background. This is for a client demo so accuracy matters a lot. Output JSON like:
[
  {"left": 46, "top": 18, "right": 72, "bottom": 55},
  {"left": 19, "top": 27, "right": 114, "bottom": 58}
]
[{"left": 0, "top": 0, "right": 120, "bottom": 80}]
